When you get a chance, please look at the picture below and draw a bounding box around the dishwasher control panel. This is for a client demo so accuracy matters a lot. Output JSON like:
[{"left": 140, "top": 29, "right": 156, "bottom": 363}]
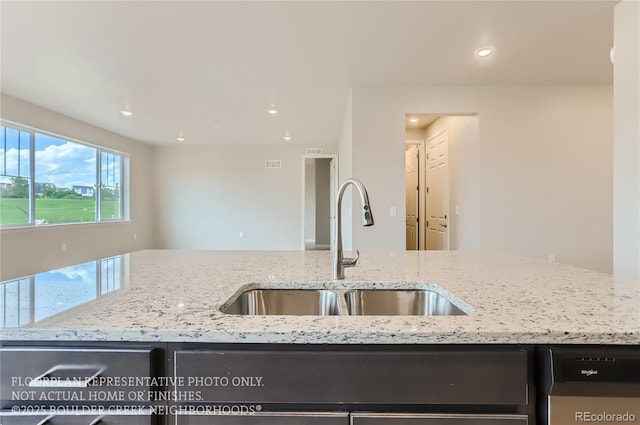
[
  {"left": 538, "top": 346, "right": 640, "bottom": 425},
  {"left": 564, "top": 357, "right": 640, "bottom": 382}
]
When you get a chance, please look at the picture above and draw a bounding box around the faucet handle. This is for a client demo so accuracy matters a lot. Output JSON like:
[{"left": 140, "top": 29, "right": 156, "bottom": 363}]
[{"left": 341, "top": 250, "right": 360, "bottom": 267}]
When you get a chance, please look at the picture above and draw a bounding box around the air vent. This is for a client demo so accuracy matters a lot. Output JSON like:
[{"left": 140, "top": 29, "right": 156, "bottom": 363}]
[
  {"left": 265, "top": 160, "right": 282, "bottom": 169},
  {"left": 306, "top": 148, "right": 323, "bottom": 154}
]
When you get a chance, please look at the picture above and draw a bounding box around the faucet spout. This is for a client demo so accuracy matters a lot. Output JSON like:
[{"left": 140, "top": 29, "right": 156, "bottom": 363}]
[{"left": 333, "top": 178, "right": 374, "bottom": 280}]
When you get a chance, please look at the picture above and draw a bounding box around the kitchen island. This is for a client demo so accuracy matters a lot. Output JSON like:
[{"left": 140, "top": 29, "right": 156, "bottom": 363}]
[
  {"left": 1, "top": 250, "right": 640, "bottom": 425},
  {"left": 1, "top": 249, "right": 638, "bottom": 344}
]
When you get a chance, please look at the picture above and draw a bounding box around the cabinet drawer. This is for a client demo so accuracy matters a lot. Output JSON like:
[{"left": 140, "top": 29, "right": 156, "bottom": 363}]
[
  {"left": 175, "top": 412, "right": 349, "bottom": 425},
  {"left": 0, "top": 348, "right": 156, "bottom": 408},
  {"left": 351, "top": 413, "right": 528, "bottom": 425},
  {"left": 0, "top": 412, "right": 155, "bottom": 425},
  {"left": 174, "top": 349, "right": 528, "bottom": 405}
]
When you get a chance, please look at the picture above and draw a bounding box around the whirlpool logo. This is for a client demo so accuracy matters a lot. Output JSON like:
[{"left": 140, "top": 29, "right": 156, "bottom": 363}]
[
  {"left": 580, "top": 369, "right": 599, "bottom": 377},
  {"left": 575, "top": 412, "right": 637, "bottom": 422}
]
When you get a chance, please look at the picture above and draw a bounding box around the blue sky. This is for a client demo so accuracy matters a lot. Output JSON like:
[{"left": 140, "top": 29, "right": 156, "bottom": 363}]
[
  {"left": 35, "top": 134, "right": 97, "bottom": 189},
  {"left": 1, "top": 127, "right": 97, "bottom": 189}
]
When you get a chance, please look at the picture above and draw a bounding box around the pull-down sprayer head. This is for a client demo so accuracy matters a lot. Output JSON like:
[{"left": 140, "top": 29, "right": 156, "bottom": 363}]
[
  {"left": 360, "top": 194, "right": 374, "bottom": 227},
  {"left": 336, "top": 177, "right": 374, "bottom": 231}
]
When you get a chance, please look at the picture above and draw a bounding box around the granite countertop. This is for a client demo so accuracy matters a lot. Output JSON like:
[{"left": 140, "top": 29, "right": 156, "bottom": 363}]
[{"left": 1, "top": 249, "right": 639, "bottom": 344}]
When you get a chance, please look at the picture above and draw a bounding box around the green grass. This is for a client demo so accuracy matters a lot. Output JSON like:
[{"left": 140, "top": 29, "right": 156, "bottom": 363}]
[
  {"left": 0, "top": 198, "right": 29, "bottom": 225},
  {"left": 0, "top": 198, "right": 120, "bottom": 225},
  {"left": 99, "top": 199, "right": 120, "bottom": 221}
]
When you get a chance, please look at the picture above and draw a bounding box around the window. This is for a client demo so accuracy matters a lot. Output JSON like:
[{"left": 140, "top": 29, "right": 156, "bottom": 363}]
[
  {"left": 0, "top": 122, "right": 128, "bottom": 227},
  {"left": 0, "top": 127, "right": 31, "bottom": 226},
  {"left": 100, "top": 150, "right": 122, "bottom": 221}
]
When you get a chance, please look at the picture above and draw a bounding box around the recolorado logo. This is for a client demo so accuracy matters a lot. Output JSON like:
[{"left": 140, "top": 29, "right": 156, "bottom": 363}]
[{"left": 575, "top": 412, "right": 637, "bottom": 422}]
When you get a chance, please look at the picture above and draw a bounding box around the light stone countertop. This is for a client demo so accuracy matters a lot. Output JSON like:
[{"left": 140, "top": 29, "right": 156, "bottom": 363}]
[{"left": 1, "top": 249, "right": 639, "bottom": 344}]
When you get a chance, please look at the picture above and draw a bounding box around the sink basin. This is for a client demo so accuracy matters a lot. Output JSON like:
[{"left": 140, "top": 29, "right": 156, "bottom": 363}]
[
  {"left": 220, "top": 289, "right": 342, "bottom": 315},
  {"left": 220, "top": 287, "right": 468, "bottom": 316},
  {"left": 344, "top": 289, "right": 467, "bottom": 316}
]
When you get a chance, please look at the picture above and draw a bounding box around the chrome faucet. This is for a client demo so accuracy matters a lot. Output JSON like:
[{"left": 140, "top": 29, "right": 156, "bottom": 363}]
[{"left": 333, "top": 178, "right": 374, "bottom": 280}]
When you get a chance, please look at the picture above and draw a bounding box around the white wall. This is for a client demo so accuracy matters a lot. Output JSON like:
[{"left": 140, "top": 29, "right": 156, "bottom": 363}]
[
  {"left": 338, "top": 93, "right": 354, "bottom": 250},
  {"left": 406, "top": 128, "right": 426, "bottom": 140},
  {"left": 351, "top": 85, "right": 613, "bottom": 273},
  {"left": 153, "top": 143, "right": 337, "bottom": 250},
  {"left": 613, "top": 0, "right": 640, "bottom": 280},
  {"left": 0, "top": 94, "right": 155, "bottom": 280},
  {"left": 424, "top": 116, "right": 481, "bottom": 251}
]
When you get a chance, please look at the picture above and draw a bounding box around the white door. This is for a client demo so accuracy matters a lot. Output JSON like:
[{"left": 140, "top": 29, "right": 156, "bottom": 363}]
[
  {"left": 405, "top": 145, "right": 419, "bottom": 250},
  {"left": 426, "top": 130, "right": 449, "bottom": 250}
]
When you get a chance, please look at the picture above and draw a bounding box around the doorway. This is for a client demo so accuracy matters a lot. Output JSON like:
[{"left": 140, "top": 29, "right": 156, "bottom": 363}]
[
  {"left": 405, "top": 142, "right": 424, "bottom": 250},
  {"left": 405, "top": 114, "right": 480, "bottom": 251},
  {"left": 302, "top": 154, "right": 337, "bottom": 250},
  {"left": 405, "top": 114, "right": 450, "bottom": 251}
]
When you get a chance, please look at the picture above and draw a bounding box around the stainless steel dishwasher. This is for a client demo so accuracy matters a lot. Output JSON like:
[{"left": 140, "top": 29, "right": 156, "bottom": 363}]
[{"left": 538, "top": 346, "right": 640, "bottom": 425}]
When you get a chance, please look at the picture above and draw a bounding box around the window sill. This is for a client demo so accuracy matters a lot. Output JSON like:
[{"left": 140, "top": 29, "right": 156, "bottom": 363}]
[{"left": 0, "top": 220, "right": 133, "bottom": 233}]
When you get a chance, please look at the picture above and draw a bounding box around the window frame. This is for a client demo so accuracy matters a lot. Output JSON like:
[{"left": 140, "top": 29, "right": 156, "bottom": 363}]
[
  {"left": 98, "top": 148, "right": 125, "bottom": 222},
  {"left": 0, "top": 120, "right": 129, "bottom": 228}
]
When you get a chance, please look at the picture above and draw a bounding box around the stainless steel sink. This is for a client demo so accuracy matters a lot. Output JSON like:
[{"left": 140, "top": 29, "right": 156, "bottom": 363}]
[
  {"left": 220, "top": 287, "right": 468, "bottom": 316},
  {"left": 344, "top": 289, "right": 467, "bottom": 316},
  {"left": 220, "top": 289, "right": 343, "bottom": 315}
]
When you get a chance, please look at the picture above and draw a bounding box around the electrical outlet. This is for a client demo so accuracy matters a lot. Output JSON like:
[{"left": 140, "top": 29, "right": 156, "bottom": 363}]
[
  {"left": 390, "top": 206, "right": 397, "bottom": 217},
  {"left": 239, "top": 231, "right": 244, "bottom": 238},
  {"left": 133, "top": 233, "right": 138, "bottom": 240},
  {"left": 548, "top": 254, "right": 556, "bottom": 263},
  {"left": 61, "top": 243, "right": 67, "bottom": 252}
]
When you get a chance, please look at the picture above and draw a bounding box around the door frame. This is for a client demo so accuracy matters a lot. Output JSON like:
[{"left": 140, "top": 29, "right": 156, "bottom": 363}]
[
  {"left": 405, "top": 140, "right": 426, "bottom": 250},
  {"left": 301, "top": 154, "right": 338, "bottom": 251}
]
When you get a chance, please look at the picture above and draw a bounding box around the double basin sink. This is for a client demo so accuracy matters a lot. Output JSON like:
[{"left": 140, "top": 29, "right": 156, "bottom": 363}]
[{"left": 221, "top": 288, "right": 468, "bottom": 316}]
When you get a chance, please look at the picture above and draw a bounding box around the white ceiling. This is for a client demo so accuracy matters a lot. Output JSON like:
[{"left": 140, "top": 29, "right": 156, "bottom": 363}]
[{"left": 1, "top": 1, "right": 615, "bottom": 147}]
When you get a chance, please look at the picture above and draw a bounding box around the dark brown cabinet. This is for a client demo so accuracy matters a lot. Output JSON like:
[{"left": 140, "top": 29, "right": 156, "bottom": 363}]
[
  {"left": 0, "top": 413, "right": 154, "bottom": 425},
  {"left": 0, "top": 346, "right": 162, "bottom": 425},
  {"left": 174, "top": 412, "right": 349, "bottom": 425},
  {"left": 1, "top": 343, "right": 535, "bottom": 425},
  {"left": 351, "top": 413, "right": 528, "bottom": 425}
]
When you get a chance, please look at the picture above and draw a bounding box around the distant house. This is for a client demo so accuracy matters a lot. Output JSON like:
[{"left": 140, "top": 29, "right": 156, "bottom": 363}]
[
  {"left": 0, "top": 182, "right": 13, "bottom": 192},
  {"left": 35, "top": 182, "right": 56, "bottom": 195},
  {"left": 73, "top": 185, "right": 94, "bottom": 197}
]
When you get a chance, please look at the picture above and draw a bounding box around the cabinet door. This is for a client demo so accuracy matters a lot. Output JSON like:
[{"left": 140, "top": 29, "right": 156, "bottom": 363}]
[
  {"left": 175, "top": 412, "right": 349, "bottom": 425},
  {"left": 0, "top": 348, "right": 155, "bottom": 408},
  {"left": 351, "top": 413, "right": 528, "bottom": 425},
  {"left": 0, "top": 412, "right": 155, "bottom": 425},
  {"left": 174, "top": 350, "right": 528, "bottom": 405}
]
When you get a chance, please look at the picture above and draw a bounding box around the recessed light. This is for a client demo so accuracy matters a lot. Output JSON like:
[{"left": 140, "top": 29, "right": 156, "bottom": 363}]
[
  {"left": 120, "top": 110, "right": 133, "bottom": 117},
  {"left": 267, "top": 104, "right": 278, "bottom": 115},
  {"left": 176, "top": 133, "right": 185, "bottom": 142},
  {"left": 409, "top": 117, "right": 419, "bottom": 123},
  {"left": 283, "top": 132, "right": 292, "bottom": 141},
  {"left": 475, "top": 47, "right": 494, "bottom": 58}
]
